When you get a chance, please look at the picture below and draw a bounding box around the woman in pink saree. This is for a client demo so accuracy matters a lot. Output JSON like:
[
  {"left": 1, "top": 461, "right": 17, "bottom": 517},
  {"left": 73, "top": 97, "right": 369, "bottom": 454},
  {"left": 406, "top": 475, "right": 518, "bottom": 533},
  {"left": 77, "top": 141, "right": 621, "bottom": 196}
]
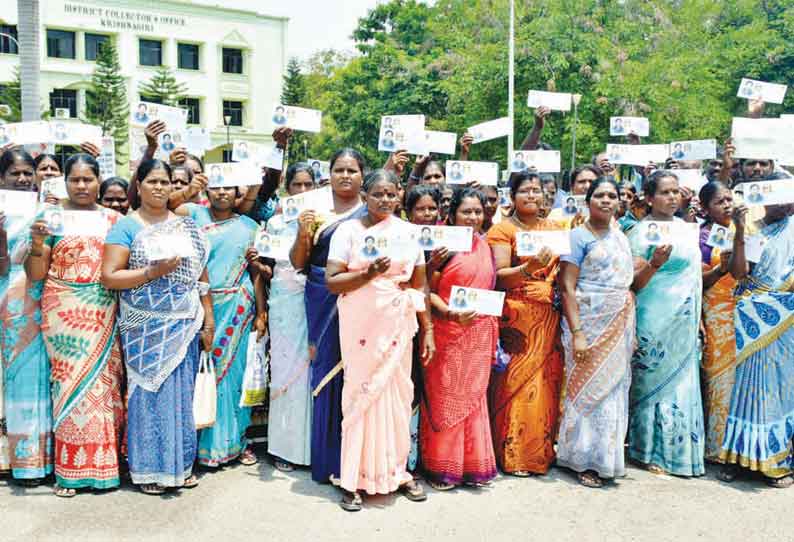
[{"left": 326, "top": 169, "right": 435, "bottom": 512}]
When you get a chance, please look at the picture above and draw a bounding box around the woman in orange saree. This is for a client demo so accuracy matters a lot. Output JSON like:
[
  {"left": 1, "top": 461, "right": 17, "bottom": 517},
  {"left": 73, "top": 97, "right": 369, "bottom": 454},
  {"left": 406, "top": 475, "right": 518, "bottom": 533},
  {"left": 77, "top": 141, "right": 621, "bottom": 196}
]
[
  {"left": 486, "top": 171, "right": 564, "bottom": 476},
  {"left": 422, "top": 188, "right": 498, "bottom": 490}
]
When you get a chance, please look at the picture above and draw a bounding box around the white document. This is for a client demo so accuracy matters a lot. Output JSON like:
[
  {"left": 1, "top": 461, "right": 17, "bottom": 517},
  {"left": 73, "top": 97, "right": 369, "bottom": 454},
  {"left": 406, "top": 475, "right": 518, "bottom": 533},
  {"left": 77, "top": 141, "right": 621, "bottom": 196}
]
[
  {"left": 49, "top": 122, "right": 102, "bottom": 146},
  {"left": 231, "top": 140, "right": 257, "bottom": 162},
  {"left": 357, "top": 231, "right": 415, "bottom": 261},
  {"left": 468, "top": 117, "right": 511, "bottom": 144},
  {"left": 527, "top": 90, "right": 572, "bottom": 112},
  {"left": 737, "top": 179, "right": 794, "bottom": 206},
  {"left": 129, "top": 127, "right": 148, "bottom": 162},
  {"left": 206, "top": 162, "right": 263, "bottom": 188},
  {"left": 448, "top": 286, "right": 505, "bottom": 317},
  {"left": 271, "top": 104, "right": 322, "bottom": 133},
  {"left": 510, "top": 150, "right": 560, "bottom": 173},
  {"left": 185, "top": 127, "right": 212, "bottom": 156},
  {"left": 60, "top": 211, "right": 109, "bottom": 238},
  {"left": 423, "top": 130, "right": 457, "bottom": 155},
  {"left": 42, "top": 205, "right": 64, "bottom": 236},
  {"left": 737, "top": 78, "right": 787, "bottom": 104},
  {"left": 705, "top": 223, "right": 734, "bottom": 250},
  {"left": 39, "top": 176, "right": 68, "bottom": 202},
  {"left": 130, "top": 101, "right": 188, "bottom": 130},
  {"left": 675, "top": 169, "right": 707, "bottom": 193},
  {"left": 0, "top": 189, "right": 38, "bottom": 218},
  {"left": 0, "top": 121, "right": 50, "bottom": 146},
  {"left": 412, "top": 225, "right": 472, "bottom": 253},
  {"left": 669, "top": 139, "right": 716, "bottom": 161},
  {"left": 731, "top": 117, "right": 794, "bottom": 162},
  {"left": 639, "top": 220, "right": 698, "bottom": 247},
  {"left": 515, "top": 230, "right": 571, "bottom": 257},
  {"left": 610, "top": 117, "right": 649, "bottom": 137},
  {"left": 255, "top": 227, "right": 292, "bottom": 261},
  {"left": 282, "top": 186, "right": 333, "bottom": 222},
  {"left": 445, "top": 160, "right": 499, "bottom": 186},
  {"left": 145, "top": 232, "right": 196, "bottom": 261},
  {"left": 605, "top": 144, "right": 669, "bottom": 165},
  {"left": 745, "top": 234, "right": 768, "bottom": 263},
  {"left": 378, "top": 114, "right": 426, "bottom": 154},
  {"left": 97, "top": 136, "right": 116, "bottom": 179},
  {"left": 307, "top": 159, "right": 330, "bottom": 180},
  {"left": 24, "top": 142, "right": 55, "bottom": 159},
  {"left": 156, "top": 129, "right": 183, "bottom": 159}
]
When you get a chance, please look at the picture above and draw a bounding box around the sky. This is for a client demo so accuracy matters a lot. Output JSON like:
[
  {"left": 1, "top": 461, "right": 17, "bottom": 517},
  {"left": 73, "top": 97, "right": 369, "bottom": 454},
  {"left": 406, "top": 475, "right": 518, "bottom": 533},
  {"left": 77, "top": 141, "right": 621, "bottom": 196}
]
[{"left": 194, "top": 0, "right": 383, "bottom": 60}]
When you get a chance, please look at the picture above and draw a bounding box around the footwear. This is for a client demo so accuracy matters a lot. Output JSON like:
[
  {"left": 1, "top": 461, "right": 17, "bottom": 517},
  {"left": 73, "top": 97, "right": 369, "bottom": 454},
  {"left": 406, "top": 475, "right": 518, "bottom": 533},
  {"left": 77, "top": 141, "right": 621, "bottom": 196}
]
[
  {"left": 239, "top": 448, "right": 258, "bottom": 466},
  {"left": 717, "top": 465, "right": 738, "bottom": 483},
  {"left": 428, "top": 480, "right": 455, "bottom": 491},
  {"left": 53, "top": 484, "right": 76, "bottom": 498},
  {"left": 578, "top": 470, "right": 603, "bottom": 488},
  {"left": 766, "top": 475, "right": 793, "bottom": 489},
  {"left": 399, "top": 480, "right": 427, "bottom": 502},
  {"left": 139, "top": 484, "right": 165, "bottom": 495},
  {"left": 339, "top": 490, "right": 362, "bottom": 512},
  {"left": 510, "top": 470, "right": 533, "bottom": 478},
  {"left": 646, "top": 464, "right": 665, "bottom": 475},
  {"left": 274, "top": 459, "right": 294, "bottom": 472},
  {"left": 182, "top": 474, "right": 199, "bottom": 489}
]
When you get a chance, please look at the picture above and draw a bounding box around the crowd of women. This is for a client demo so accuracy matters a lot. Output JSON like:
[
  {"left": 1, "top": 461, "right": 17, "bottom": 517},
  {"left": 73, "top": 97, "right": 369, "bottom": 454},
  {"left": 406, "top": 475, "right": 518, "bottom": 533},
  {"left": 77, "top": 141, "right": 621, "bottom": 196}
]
[{"left": 1, "top": 108, "right": 794, "bottom": 511}]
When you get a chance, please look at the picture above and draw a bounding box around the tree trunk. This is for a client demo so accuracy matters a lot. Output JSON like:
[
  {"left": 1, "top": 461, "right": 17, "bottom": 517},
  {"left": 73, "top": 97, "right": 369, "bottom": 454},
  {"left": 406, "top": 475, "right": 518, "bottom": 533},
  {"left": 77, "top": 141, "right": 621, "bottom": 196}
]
[{"left": 18, "top": 0, "right": 41, "bottom": 121}]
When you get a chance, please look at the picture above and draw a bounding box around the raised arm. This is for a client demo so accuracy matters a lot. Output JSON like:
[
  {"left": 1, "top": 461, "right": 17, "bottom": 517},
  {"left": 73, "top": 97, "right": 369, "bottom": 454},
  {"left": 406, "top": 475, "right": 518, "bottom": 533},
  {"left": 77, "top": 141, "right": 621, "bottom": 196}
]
[
  {"left": 289, "top": 210, "right": 317, "bottom": 272},
  {"left": 520, "top": 107, "right": 550, "bottom": 150},
  {"left": 727, "top": 205, "right": 749, "bottom": 280}
]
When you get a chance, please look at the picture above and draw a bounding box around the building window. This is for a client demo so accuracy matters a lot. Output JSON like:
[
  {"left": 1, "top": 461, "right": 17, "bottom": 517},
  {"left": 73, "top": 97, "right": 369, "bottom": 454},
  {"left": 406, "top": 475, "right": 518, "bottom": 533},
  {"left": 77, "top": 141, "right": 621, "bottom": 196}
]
[
  {"left": 140, "top": 94, "right": 163, "bottom": 105},
  {"left": 139, "top": 39, "right": 162, "bottom": 67},
  {"left": 223, "top": 100, "right": 243, "bottom": 126},
  {"left": 222, "top": 149, "right": 233, "bottom": 163},
  {"left": 178, "top": 43, "right": 199, "bottom": 70},
  {"left": 222, "top": 48, "right": 243, "bottom": 74},
  {"left": 0, "top": 25, "right": 18, "bottom": 54},
  {"left": 46, "top": 29, "right": 76, "bottom": 59},
  {"left": 85, "top": 33, "right": 109, "bottom": 61},
  {"left": 50, "top": 89, "right": 78, "bottom": 118},
  {"left": 179, "top": 97, "right": 201, "bottom": 124}
]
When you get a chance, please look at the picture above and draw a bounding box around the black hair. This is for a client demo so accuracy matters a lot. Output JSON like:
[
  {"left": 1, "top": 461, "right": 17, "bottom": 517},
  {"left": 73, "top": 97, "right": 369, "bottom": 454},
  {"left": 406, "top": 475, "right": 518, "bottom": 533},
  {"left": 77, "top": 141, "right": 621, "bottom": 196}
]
[
  {"left": 584, "top": 177, "right": 620, "bottom": 204},
  {"left": 63, "top": 153, "right": 100, "bottom": 180},
  {"left": 508, "top": 170, "right": 542, "bottom": 200},
  {"left": 698, "top": 180, "right": 728, "bottom": 211},
  {"left": 0, "top": 148, "right": 35, "bottom": 177},
  {"left": 184, "top": 153, "right": 205, "bottom": 173},
  {"left": 423, "top": 160, "right": 445, "bottom": 178},
  {"left": 362, "top": 168, "right": 399, "bottom": 193},
  {"left": 618, "top": 181, "right": 636, "bottom": 195},
  {"left": 34, "top": 153, "right": 61, "bottom": 173},
  {"left": 285, "top": 162, "right": 318, "bottom": 192},
  {"left": 570, "top": 165, "right": 602, "bottom": 184},
  {"left": 405, "top": 184, "right": 441, "bottom": 213},
  {"left": 645, "top": 170, "right": 679, "bottom": 197},
  {"left": 99, "top": 177, "right": 129, "bottom": 199},
  {"left": 364, "top": 235, "right": 375, "bottom": 243},
  {"left": 329, "top": 148, "right": 366, "bottom": 177},
  {"left": 447, "top": 186, "right": 486, "bottom": 226},
  {"left": 421, "top": 226, "right": 431, "bottom": 233},
  {"left": 136, "top": 159, "right": 173, "bottom": 183},
  {"left": 172, "top": 164, "right": 194, "bottom": 183}
]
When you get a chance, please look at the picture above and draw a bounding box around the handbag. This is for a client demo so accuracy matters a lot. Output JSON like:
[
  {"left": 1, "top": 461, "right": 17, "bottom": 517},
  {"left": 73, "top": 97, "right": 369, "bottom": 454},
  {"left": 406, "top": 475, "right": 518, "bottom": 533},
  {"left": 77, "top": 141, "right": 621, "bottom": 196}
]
[
  {"left": 193, "top": 351, "right": 217, "bottom": 430},
  {"left": 239, "top": 333, "right": 269, "bottom": 408}
]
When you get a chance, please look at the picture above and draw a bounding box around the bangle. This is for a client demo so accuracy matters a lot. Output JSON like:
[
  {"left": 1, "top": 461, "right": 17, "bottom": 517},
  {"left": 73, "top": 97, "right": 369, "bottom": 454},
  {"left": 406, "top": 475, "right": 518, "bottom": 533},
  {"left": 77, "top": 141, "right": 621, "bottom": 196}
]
[{"left": 572, "top": 327, "right": 582, "bottom": 334}]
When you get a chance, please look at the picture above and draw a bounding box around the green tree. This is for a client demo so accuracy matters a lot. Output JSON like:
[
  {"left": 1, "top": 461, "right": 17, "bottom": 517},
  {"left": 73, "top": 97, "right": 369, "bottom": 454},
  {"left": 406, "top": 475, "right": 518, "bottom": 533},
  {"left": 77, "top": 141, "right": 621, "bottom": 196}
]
[
  {"left": 0, "top": 68, "right": 22, "bottom": 122},
  {"left": 138, "top": 67, "right": 187, "bottom": 106},
  {"left": 281, "top": 57, "right": 311, "bottom": 162},
  {"left": 85, "top": 41, "right": 129, "bottom": 159}
]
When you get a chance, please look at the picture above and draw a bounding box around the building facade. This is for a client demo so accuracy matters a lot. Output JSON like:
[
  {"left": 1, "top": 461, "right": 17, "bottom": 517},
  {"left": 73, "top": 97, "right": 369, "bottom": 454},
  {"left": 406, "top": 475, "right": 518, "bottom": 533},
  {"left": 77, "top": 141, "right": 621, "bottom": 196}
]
[{"left": 0, "top": 0, "right": 287, "bottom": 163}]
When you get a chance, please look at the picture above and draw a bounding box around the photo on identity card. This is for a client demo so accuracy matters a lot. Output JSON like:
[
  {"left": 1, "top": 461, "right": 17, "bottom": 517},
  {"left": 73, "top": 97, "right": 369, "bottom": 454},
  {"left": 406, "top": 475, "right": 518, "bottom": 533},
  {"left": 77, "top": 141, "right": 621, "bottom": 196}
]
[
  {"left": 271, "top": 104, "right": 322, "bottom": 133},
  {"left": 448, "top": 286, "right": 505, "bottom": 317},
  {"left": 610, "top": 117, "right": 649, "bottom": 137},
  {"left": 206, "top": 162, "right": 264, "bottom": 188},
  {"left": 0, "top": 120, "right": 50, "bottom": 146},
  {"left": 510, "top": 150, "right": 560, "bottom": 173},
  {"left": 357, "top": 232, "right": 413, "bottom": 262},
  {"left": 412, "top": 225, "right": 472, "bottom": 253},
  {"left": 498, "top": 187, "right": 512, "bottom": 208},
  {"left": 307, "top": 159, "right": 330, "bottom": 181},
  {"left": 282, "top": 186, "right": 333, "bottom": 222},
  {"left": 561, "top": 195, "right": 588, "bottom": 217},
  {"left": 515, "top": 230, "right": 571, "bottom": 257},
  {"left": 445, "top": 160, "right": 499, "bottom": 186},
  {"left": 255, "top": 228, "right": 291, "bottom": 261},
  {"left": 669, "top": 139, "right": 717, "bottom": 161},
  {"left": 130, "top": 101, "right": 188, "bottom": 130},
  {"left": 378, "top": 115, "right": 426, "bottom": 154},
  {"left": 39, "top": 176, "right": 68, "bottom": 202},
  {"left": 641, "top": 221, "right": 673, "bottom": 246},
  {"left": 705, "top": 223, "right": 734, "bottom": 250},
  {"left": 737, "top": 78, "right": 788, "bottom": 104},
  {"left": 43, "top": 205, "right": 65, "bottom": 236}
]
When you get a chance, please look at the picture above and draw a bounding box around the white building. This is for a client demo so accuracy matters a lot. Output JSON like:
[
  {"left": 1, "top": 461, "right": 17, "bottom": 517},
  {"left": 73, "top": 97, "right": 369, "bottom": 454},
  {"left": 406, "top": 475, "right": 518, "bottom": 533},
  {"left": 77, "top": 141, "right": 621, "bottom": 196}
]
[{"left": 0, "top": 0, "right": 288, "bottom": 163}]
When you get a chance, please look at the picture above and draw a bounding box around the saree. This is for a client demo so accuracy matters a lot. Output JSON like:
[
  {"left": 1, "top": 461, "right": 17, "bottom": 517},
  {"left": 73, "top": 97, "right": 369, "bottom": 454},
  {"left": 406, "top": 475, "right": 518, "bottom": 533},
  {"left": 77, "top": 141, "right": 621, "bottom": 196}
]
[
  {"left": 190, "top": 206, "right": 257, "bottom": 467},
  {"left": 486, "top": 218, "right": 564, "bottom": 474},
  {"left": 267, "top": 215, "right": 312, "bottom": 466},
  {"left": 420, "top": 234, "right": 498, "bottom": 485},
  {"left": 0, "top": 214, "right": 53, "bottom": 479},
  {"left": 108, "top": 215, "right": 209, "bottom": 487},
  {"left": 699, "top": 225, "right": 737, "bottom": 462},
  {"left": 557, "top": 226, "right": 635, "bottom": 479},
  {"left": 305, "top": 204, "right": 365, "bottom": 483},
  {"left": 628, "top": 218, "right": 704, "bottom": 476},
  {"left": 41, "top": 207, "right": 123, "bottom": 489},
  {"left": 331, "top": 215, "right": 424, "bottom": 494},
  {"left": 719, "top": 217, "right": 794, "bottom": 478}
]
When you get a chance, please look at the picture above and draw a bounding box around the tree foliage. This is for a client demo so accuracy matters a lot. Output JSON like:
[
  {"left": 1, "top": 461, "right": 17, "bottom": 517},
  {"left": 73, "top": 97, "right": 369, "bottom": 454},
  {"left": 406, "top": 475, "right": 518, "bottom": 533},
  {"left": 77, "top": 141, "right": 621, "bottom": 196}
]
[
  {"left": 299, "top": 0, "right": 794, "bottom": 171},
  {"left": 137, "top": 67, "right": 187, "bottom": 106},
  {"left": 0, "top": 67, "right": 22, "bottom": 122},
  {"left": 85, "top": 41, "right": 128, "bottom": 156}
]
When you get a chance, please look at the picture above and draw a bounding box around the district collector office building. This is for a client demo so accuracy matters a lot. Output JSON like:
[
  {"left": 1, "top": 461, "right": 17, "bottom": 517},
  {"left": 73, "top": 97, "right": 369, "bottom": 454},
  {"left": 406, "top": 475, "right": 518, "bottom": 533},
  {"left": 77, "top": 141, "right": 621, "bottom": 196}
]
[{"left": 0, "top": 0, "right": 287, "bottom": 163}]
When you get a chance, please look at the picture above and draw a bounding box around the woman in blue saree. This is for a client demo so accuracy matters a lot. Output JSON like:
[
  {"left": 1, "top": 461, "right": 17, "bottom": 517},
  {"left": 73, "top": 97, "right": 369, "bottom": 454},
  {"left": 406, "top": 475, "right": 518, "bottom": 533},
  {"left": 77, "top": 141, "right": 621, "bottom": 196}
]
[
  {"left": 102, "top": 159, "right": 213, "bottom": 495},
  {"left": 719, "top": 177, "right": 794, "bottom": 487},
  {"left": 627, "top": 171, "right": 705, "bottom": 477},
  {"left": 177, "top": 184, "right": 263, "bottom": 468},
  {"left": 289, "top": 149, "right": 365, "bottom": 484},
  {"left": 0, "top": 149, "right": 53, "bottom": 484}
]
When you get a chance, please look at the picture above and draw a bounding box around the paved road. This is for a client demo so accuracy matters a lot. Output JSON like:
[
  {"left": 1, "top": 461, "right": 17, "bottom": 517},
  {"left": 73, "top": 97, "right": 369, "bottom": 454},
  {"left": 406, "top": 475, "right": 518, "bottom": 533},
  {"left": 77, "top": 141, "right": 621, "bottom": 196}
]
[{"left": 1, "top": 444, "right": 790, "bottom": 542}]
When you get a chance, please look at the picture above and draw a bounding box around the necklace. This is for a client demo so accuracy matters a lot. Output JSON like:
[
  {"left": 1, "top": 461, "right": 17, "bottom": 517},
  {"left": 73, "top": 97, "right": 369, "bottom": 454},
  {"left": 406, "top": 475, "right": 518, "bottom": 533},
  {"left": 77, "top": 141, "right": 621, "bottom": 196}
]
[
  {"left": 510, "top": 214, "right": 537, "bottom": 230},
  {"left": 585, "top": 219, "right": 610, "bottom": 238}
]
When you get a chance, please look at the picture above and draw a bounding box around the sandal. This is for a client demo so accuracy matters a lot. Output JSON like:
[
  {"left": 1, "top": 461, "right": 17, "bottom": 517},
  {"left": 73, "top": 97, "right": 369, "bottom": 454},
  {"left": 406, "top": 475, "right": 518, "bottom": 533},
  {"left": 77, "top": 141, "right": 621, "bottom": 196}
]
[
  {"left": 578, "top": 470, "right": 603, "bottom": 488},
  {"left": 646, "top": 464, "right": 666, "bottom": 475},
  {"left": 766, "top": 475, "right": 794, "bottom": 489},
  {"left": 339, "top": 490, "right": 362, "bottom": 512},
  {"left": 399, "top": 480, "right": 427, "bottom": 502},
  {"left": 182, "top": 474, "right": 199, "bottom": 489},
  {"left": 510, "top": 470, "right": 533, "bottom": 478},
  {"left": 238, "top": 448, "right": 258, "bottom": 466},
  {"left": 53, "top": 484, "right": 76, "bottom": 498},
  {"left": 140, "top": 484, "right": 165, "bottom": 495},
  {"left": 717, "top": 465, "right": 738, "bottom": 483},
  {"left": 428, "top": 480, "right": 455, "bottom": 491},
  {"left": 274, "top": 459, "right": 294, "bottom": 472}
]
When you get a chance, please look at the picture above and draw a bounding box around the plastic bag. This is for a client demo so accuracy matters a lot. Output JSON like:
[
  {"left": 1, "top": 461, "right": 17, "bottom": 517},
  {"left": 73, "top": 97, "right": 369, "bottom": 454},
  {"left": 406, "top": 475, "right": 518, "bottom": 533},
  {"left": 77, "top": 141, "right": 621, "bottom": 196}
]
[
  {"left": 193, "top": 351, "right": 217, "bottom": 429},
  {"left": 240, "top": 333, "right": 268, "bottom": 408}
]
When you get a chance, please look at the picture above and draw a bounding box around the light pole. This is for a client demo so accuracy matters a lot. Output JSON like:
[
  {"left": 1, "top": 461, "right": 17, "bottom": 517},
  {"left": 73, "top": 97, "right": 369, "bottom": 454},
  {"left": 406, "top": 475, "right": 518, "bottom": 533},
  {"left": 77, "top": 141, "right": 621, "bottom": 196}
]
[
  {"left": 571, "top": 94, "right": 582, "bottom": 171},
  {"left": 223, "top": 114, "right": 231, "bottom": 161},
  {"left": 507, "top": 0, "right": 515, "bottom": 167},
  {"left": 18, "top": 0, "right": 41, "bottom": 122}
]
